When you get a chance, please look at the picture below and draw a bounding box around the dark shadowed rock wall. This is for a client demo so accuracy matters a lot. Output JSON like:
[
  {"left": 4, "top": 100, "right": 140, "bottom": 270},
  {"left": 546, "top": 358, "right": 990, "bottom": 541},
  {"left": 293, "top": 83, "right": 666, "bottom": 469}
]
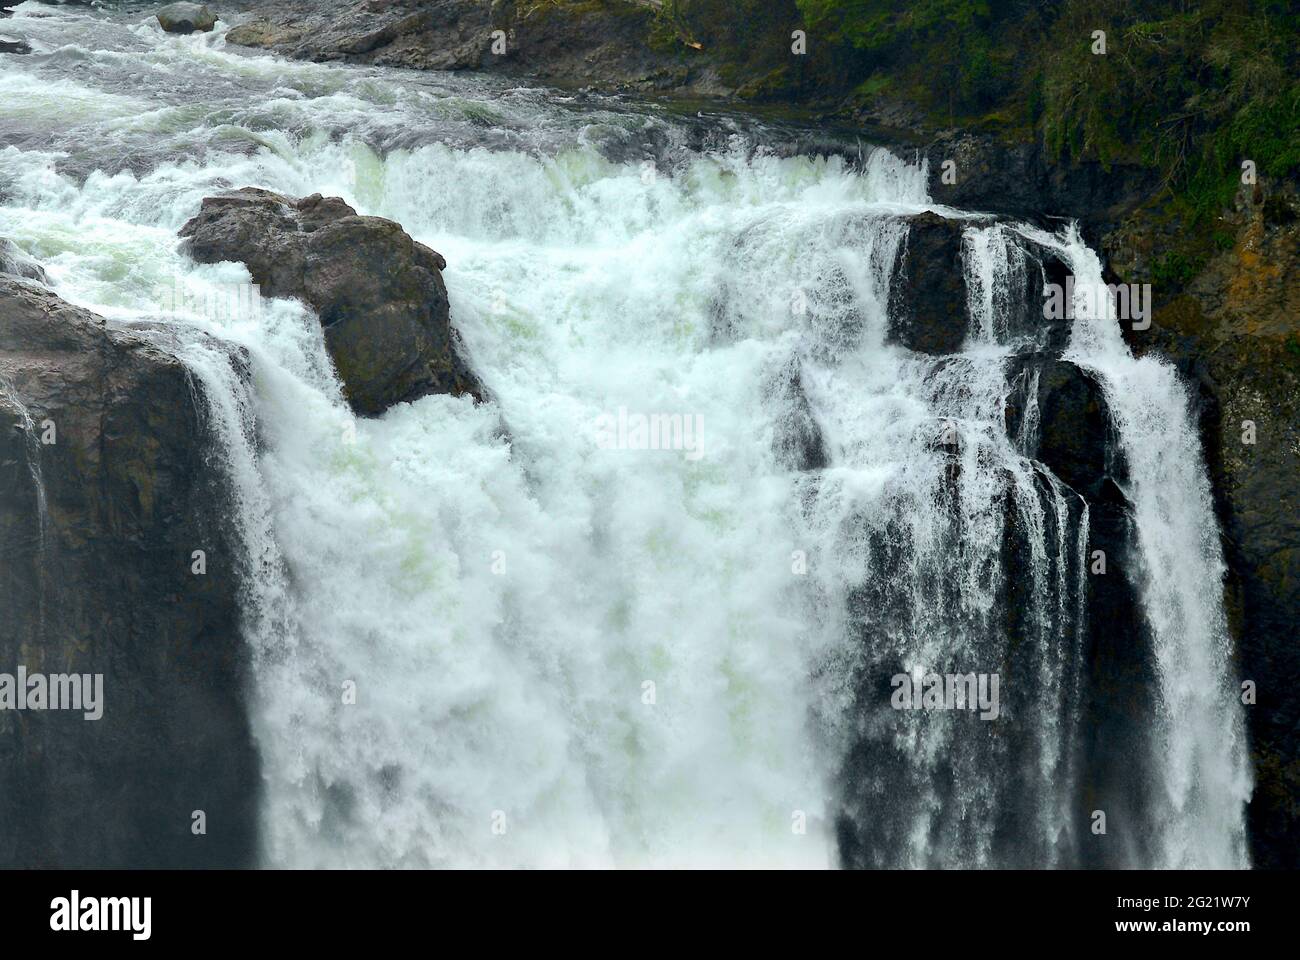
[{"left": 0, "top": 275, "right": 259, "bottom": 868}]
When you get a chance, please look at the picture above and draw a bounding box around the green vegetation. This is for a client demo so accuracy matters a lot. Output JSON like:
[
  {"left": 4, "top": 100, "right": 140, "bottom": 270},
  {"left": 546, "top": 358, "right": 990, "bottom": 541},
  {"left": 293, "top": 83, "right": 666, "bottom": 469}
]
[
  {"left": 646, "top": 1, "right": 1298, "bottom": 227},
  {"left": 1033, "top": 1, "right": 1300, "bottom": 223},
  {"left": 1151, "top": 250, "right": 1202, "bottom": 287}
]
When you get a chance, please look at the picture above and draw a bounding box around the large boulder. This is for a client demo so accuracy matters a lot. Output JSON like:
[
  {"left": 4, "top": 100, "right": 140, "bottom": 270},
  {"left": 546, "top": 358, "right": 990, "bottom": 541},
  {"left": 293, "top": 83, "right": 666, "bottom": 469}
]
[
  {"left": 157, "top": 3, "right": 217, "bottom": 35},
  {"left": 179, "top": 188, "right": 481, "bottom": 415},
  {"left": 0, "top": 278, "right": 259, "bottom": 867}
]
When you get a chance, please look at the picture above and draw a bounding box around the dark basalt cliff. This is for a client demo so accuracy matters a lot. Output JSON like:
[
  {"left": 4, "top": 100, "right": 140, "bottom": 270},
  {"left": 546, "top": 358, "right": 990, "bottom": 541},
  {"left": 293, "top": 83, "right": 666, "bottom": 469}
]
[
  {"left": 876, "top": 190, "right": 1300, "bottom": 867},
  {"left": 0, "top": 274, "right": 258, "bottom": 868},
  {"left": 836, "top": 211, "right": 1154, "bottom": 867},
  {"left": 0, "top": 181, "right": 482, "bottom": 863},
  {"left": 887, "top": 212, "right": 1075, "bottom": 355}
]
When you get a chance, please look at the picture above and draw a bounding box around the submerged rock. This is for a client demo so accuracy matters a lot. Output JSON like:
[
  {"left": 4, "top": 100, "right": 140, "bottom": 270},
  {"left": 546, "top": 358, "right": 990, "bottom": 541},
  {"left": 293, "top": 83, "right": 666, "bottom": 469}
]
[
  {"left": 765, "top": 353, "right": 828, "bottom": 472},
  {"left": 0, "top": 278, "right": 258, "bottom": 867},
  {"left": 157, "top": 3, "right": 217, "bottom": 34},
  {"left": 179, "top": 187, "right": 481, "bottom": 415},
  {"left": 1003, "top": 355, "right": 1118, "bottom": 499},
  {"left": 0, "top": 238, "right": 48, "bottom": 284},
  {"left": 0, "top": 36, "right": 30, "bottom": 55}
]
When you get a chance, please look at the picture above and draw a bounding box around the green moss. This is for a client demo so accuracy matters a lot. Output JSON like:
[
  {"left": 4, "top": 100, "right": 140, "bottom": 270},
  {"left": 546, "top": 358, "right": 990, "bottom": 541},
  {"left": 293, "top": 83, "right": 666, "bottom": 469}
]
[
  {"left": 1151, "top": 250, "right": 1203, "bottom": 286},
  {"left": 734, "top": 65, "right": 791, "bottom": 101}
]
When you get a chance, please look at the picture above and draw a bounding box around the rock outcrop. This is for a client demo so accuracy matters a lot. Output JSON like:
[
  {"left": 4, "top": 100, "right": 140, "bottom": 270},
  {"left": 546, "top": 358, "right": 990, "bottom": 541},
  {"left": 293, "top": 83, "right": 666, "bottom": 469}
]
[
  {"left": 921, "top": 133, "right": 1159, "bottom": 243},
  {"left": 226, "top": 0, "right": 712, "bottom": 94},
  {"left": 0, "top": 277, "right": 259, "bottom": 868},
  {"left": 157, "top": 2, "right": 218, "bottom": 34},
  {"left": 1003, "top": 353, "right": 1154, "bottom": 868},
  {"left": 888, "top": 213, "right": 1072, "bottom": 355},
  {"left": 179, "top": 188, "right": 481, "bottom": 415},
  {"left": 887, "top": 212, "right": 972, "bottom": 355}
]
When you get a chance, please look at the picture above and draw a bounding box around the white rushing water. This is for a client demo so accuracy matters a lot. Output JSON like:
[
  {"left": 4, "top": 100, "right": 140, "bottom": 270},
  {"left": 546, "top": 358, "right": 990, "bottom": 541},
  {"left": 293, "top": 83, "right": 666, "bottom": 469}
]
[
  {"left": 0, "top": 6, "right": 1249, "bottom": 867},
  {"left": 1025, "top": 225, "right": 1254, "bottom": 868}
]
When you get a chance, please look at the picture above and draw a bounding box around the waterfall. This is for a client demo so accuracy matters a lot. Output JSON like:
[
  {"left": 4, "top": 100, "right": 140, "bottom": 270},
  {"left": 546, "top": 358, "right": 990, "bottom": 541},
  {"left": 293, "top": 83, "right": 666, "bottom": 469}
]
[
  {"left": 1028, "top": 226, "right": 1253, "bottom": 867},
  {"left": 0, "top": 8, "right": 1250, "bottom": 868}
]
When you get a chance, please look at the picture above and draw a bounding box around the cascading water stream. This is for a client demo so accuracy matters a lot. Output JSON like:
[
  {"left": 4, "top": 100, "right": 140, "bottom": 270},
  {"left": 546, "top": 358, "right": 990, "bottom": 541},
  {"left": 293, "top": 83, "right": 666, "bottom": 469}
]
[
  {"left": 0, "top": 8, "right": 1249, "bottom": 868},
  {"left": 1020, "top": 225, "right": 1253, "bottom": 867}
]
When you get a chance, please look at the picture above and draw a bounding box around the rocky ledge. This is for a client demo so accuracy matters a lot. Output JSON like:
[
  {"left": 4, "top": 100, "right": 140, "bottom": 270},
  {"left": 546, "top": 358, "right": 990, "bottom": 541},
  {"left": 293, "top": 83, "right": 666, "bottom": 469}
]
[
  {"left": 179, "top": 187, "right": 481, "bottom": 415},
  {"left": 224, "top": 0, "right": 716, "bottom": 94},
  {"left": 887, "top": 212, "right": 1074, "bottom": 355}
]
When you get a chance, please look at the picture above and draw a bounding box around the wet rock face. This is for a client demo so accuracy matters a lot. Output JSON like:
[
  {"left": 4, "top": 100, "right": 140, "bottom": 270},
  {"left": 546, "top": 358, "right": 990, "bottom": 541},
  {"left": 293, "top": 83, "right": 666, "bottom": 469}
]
[
  {"left": 1002, "top": 354, "right": 1154, "bottom": 867},
  {"left": 766, "top": 354, "right": 828, "bottom": 472},
  {"left": 157, "top": 3, "right": 218, "bottom": 34},
  {"left": 888, "top": 213, "right": 1073, "bottom": 355},
  {"left": 179, "top": 187, "right": 481, "bottom": 415},
  {"left": 888, "top": 212, "right": 970, "bottom": 355},
  {"left": 1004, "top": 356, "right": 1116, "bottom": 499},
  {"left": 0, "top": 278, "right": 258, "bottom": 868}
]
